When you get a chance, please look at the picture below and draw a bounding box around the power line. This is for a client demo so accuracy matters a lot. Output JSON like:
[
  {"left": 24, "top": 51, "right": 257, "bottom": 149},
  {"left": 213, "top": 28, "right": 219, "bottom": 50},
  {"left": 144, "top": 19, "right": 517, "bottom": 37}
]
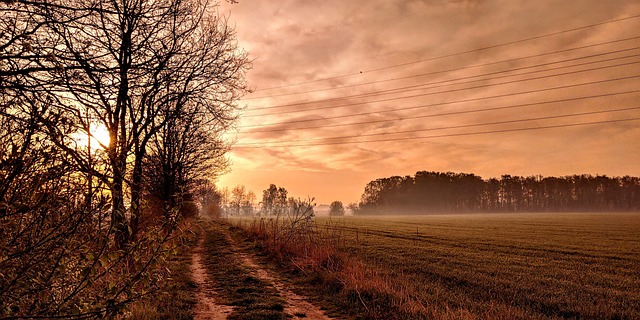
[
  {"left": 252, "top": 14, "right": 640, "bottom": 92},
  {"left": 235, "top": 107, "right": 640, "bottom": 146},
  {"left": 244, "top": 36, "right": 640, "bottom": 101},
  {"left": 244, "top": 61, "right": 640, "bottom": 118},
  {"left": 347, "top": 52, "right": 640, "bottom": 100},
  {"left": 233, "top": 117, "right": 640, "bottom": 149},
  {"left": 240, "top": 75, "right": 640, "bottom": 128},
  {"left": 238, "top": 89, "right": 640, "bottom": 133},
  {"left": 245, "top": 49, "right": 640, "bottom": 112}
]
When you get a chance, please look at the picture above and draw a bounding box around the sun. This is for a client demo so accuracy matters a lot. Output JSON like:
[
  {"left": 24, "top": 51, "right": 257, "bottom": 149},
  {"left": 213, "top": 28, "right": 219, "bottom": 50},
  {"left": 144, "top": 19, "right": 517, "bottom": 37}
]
[{"left": 73, "top": 124, "right": 111, "bottom": 150}]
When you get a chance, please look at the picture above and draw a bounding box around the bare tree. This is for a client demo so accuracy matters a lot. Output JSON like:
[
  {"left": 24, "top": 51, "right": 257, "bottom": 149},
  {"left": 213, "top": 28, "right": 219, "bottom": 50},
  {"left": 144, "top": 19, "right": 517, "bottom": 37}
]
[
  {"left": 15, "top": 0, "right": 250, "bottom": 246},
  {"left": 1, "top": 0, "right": 248, "bottom": 317},
  {"left": 243, "top": 190, "right": 256, "bottom": 216},
  {"left": 230, "top": 184, "right": 246, "bottom": 216},
  {"left": 194, "top": 178, "right": 223, "bottom": 218},
  {"left": 329, "top": 201, "right": 345, "bottom": 216},
  {"left": 0, "top": 91, "right": 163, "bottom": 318},
  {"left": 144, "top": 104, "right": 231, "bottom": 221}
]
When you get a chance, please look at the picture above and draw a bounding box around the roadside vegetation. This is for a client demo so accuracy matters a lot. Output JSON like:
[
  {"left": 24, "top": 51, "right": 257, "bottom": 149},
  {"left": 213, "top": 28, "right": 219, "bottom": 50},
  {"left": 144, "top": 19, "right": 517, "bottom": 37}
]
[
  {"left": 1, "top": 0, "right": 248, "bottom": 316},
  {"left": 201, "top": 221, "right": 289, "bottom": 320},
  {"left": 126, "top": 223, "right": 198, "bottom": 319},
  {"left": 230, "top": 199, "right": 428, "bottom": 319},
  {"left": 232, "top": 212, "right": 640, "bottom": 319}
]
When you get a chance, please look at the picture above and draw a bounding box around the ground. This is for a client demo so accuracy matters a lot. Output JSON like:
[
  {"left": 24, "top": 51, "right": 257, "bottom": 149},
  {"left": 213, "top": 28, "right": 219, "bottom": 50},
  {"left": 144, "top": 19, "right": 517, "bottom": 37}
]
[
  {"left": 154, "top": 212, "right": 640, "bottom": 319},
  {"left": 191, "top": 220, "right": 334, "bottom": 320}
]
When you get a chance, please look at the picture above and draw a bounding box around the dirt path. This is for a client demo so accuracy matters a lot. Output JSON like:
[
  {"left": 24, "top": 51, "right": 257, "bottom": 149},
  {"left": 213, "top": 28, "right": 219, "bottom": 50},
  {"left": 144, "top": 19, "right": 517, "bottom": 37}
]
[
  {"left": 223, "top": 232, "right": 332, "bottom": 320},
  {"left": 190, "top": 234, "right": 234, "bottom": 320}
]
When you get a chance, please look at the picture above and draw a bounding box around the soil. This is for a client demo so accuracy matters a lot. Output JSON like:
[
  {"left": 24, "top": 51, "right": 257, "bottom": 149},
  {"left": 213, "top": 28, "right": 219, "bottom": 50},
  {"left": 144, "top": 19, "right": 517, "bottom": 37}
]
[
  {"left": 190, "top": 235, "right": 234, "bottom": 320},
  {"left": 224, "top": 232, "right": 332, "bottom": 320},
  {"left": 191, "top": 222, "right": 332, "bottom": 319}
]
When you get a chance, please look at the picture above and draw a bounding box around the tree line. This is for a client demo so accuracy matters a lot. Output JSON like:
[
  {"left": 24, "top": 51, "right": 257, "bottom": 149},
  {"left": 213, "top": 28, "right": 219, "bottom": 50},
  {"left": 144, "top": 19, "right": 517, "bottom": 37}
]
[
  {"left": 356, "top": 171, "right": 640, "bottom": 214},
  {"left": 207, "top": 184, "right": 316, "bottom": 217},
  {"left": 1, "top": 0, "right": 248, "bottom": 317}
]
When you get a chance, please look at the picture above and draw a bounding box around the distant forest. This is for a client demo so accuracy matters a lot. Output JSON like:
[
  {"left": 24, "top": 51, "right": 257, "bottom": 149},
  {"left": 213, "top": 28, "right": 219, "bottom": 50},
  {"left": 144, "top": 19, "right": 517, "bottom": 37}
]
[{"left": 357, "top": 171, "right": 640, "bottom": 213}]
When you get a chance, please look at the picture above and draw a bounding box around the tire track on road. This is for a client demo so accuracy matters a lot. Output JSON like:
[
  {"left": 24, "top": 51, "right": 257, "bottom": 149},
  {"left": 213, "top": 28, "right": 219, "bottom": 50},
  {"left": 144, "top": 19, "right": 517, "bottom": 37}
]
[
  {"left": 222, "top": 229, "right": 332, "bottom": 320},
  {"left": 191, "top": 230, "right": 234, "bottom": 320}
]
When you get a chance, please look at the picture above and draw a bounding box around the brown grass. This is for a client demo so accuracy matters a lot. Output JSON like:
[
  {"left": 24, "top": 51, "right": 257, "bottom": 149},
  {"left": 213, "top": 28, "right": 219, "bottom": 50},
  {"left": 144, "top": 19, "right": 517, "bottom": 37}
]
[
  {"left": 201, "top": 221, "right": 289, "bottom": 319},
  {"left": 322, "top": 212, "right": 640, "bottom": 319},
  {"left": 232, "top": 212, "right": 640, "bottom": 319},
  {"left": 234, "top": 217, "right": 430, "bottom": 319},
  {"left": 125, "top": 221, "right": 198, "bottom": 320}
]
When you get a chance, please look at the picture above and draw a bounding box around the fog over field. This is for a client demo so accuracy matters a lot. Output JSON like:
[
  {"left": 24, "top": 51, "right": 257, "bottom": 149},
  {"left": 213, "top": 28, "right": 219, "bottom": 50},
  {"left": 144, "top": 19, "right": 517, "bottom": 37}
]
[{"left": 3, "top": 0, "right": 639, "bottom": 318}]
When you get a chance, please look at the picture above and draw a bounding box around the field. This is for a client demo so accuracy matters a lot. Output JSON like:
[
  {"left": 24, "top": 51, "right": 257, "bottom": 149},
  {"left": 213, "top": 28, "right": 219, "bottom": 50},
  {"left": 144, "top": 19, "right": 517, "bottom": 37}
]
[{"left": 310, "top": 212, "right": 640, "bottom": 319}]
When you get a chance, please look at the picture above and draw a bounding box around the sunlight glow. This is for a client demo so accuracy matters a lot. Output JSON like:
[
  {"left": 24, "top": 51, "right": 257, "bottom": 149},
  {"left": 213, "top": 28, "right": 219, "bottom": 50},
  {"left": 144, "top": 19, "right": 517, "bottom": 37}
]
[{"left": 73, "top": 124, "right": 111, "bottom": 150}]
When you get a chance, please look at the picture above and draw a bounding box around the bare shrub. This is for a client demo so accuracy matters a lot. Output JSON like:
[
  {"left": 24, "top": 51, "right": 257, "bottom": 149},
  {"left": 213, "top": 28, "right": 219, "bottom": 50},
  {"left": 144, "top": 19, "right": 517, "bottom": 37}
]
[
  {"left": 235, "top": 203, "right": 431, "bottom": 319},
  {"left": 181, "top": 201, "right": 199, "bottom": 219},
  {"left": 203, "top": 202, "right": 222, "bottom": 219},
  {"left": 0, "top": 114, "right": 180, "bottom": 317}
]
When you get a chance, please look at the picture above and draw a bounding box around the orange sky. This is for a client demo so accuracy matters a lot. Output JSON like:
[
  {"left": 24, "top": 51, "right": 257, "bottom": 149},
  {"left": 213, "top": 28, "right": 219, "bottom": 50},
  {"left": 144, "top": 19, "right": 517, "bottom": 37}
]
[{"left": 217, "top": 0, "right": 640, "bottom": 204}]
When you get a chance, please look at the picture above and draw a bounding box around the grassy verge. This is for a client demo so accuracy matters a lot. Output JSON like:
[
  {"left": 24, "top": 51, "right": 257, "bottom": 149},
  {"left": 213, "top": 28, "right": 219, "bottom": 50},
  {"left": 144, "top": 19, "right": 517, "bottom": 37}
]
[
  {"left": 224, "top": 223, "right": 361, "bottom": 319},
  {"left": 231, "top": 213, "right": 640, "bottom": 319},
  {"left": 201, "top": 221, "right": 288, "bottom": 320},
  {"left": 126, "top": 222, "right": 198, "bottom": 319},
  {"left": 231, "top": 217, "right": 425, "bottom": 319}
]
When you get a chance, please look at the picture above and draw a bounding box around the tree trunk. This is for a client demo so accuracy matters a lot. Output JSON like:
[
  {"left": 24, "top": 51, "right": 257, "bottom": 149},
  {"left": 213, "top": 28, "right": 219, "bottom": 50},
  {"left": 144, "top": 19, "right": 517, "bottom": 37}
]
[
  {"left": 130, "top": 149, "right": 144, "bottom": 241},
  {"left": 111, "top": 171, "right": 127, "bottom": 249}
]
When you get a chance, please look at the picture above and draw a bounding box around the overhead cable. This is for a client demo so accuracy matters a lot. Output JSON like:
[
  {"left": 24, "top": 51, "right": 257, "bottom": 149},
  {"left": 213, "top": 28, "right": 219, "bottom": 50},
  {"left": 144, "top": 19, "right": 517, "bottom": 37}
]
[
  {"left": 240, "top": 75, "right": 640, "bottom": 128},
  {"left": 234, "top": 117, "right": 640, "bottom": 149},
  {"left": 236, "top": 107, "right": 640, "bottom": 146},
  {"left": 245, "top": 36, "right": 640, "bottom": 101},
  {"left": 238, "top": 89, "right": 640, "bottom": 133},
  {"left": 252, "top": 14, "right": 640, "bottom": 92}
]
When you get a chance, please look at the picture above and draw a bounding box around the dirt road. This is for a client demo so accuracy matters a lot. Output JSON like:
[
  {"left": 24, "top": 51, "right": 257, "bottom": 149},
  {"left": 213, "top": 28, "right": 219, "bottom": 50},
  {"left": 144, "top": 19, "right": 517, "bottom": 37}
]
[
  {"left": 190, "top": 235, "right": 234, "bottom": 320},
  {"left": 191, "top": 221, "right": 332, "bottom": 319},
  {"left": 224, "top": 232, "right": 331, "bottom": 319}
]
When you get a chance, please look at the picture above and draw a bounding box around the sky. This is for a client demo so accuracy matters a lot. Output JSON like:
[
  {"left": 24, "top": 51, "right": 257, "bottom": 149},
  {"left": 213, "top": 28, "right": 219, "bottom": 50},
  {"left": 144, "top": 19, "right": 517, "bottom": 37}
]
[{"left": 217, "top": 0, "right": 640, "bottom": 205}]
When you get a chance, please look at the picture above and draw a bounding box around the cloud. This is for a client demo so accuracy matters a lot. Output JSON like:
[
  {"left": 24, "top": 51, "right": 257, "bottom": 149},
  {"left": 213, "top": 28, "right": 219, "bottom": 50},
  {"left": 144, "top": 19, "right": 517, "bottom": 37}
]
[{"left": 219, "top": 0, "right": 640, "bottom": 203}]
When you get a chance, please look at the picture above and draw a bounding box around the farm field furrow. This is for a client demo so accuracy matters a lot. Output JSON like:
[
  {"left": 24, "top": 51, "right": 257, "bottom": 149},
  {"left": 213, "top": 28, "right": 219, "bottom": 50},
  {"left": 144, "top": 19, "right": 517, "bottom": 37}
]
[{"left": 315, "top": 212, "right": 640, "bottom": 319}]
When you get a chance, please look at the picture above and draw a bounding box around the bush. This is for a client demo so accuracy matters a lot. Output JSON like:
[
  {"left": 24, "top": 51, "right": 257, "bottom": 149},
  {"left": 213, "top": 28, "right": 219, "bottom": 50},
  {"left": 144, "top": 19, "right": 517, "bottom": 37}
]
[
  {"left": 180, "top": 201, "right": 199, "bottom": 219},
  {"left": 347, "top": 202, "right": 360, "bottom": 215},
  {"left": 203, "top": 202, "right": 222, "bottom": 218}
]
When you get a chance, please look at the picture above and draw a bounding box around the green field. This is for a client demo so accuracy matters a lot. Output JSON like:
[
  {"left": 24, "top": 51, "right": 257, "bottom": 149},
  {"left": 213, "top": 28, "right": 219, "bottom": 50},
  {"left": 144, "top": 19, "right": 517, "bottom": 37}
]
[{"left": 314, "top": 213, "right": 640, "bottom": 319}]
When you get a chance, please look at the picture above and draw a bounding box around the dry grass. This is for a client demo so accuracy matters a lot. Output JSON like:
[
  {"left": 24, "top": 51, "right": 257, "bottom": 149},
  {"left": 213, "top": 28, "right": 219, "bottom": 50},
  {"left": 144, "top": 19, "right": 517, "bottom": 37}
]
[
  {"left": 201, "top": 221, "right": 289, "bottom": 319},
  {"left": 316, "top": 212, "right": 640, "bottom": 319},
  {"left": 234, "top": 217, "right": 430, "bottom": 319},
  {"left": 125, "top": 222, "right": 199, "bottom": 320},
  {"left": 233, "top": 212, "right": 640, "bottom": 319}
]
